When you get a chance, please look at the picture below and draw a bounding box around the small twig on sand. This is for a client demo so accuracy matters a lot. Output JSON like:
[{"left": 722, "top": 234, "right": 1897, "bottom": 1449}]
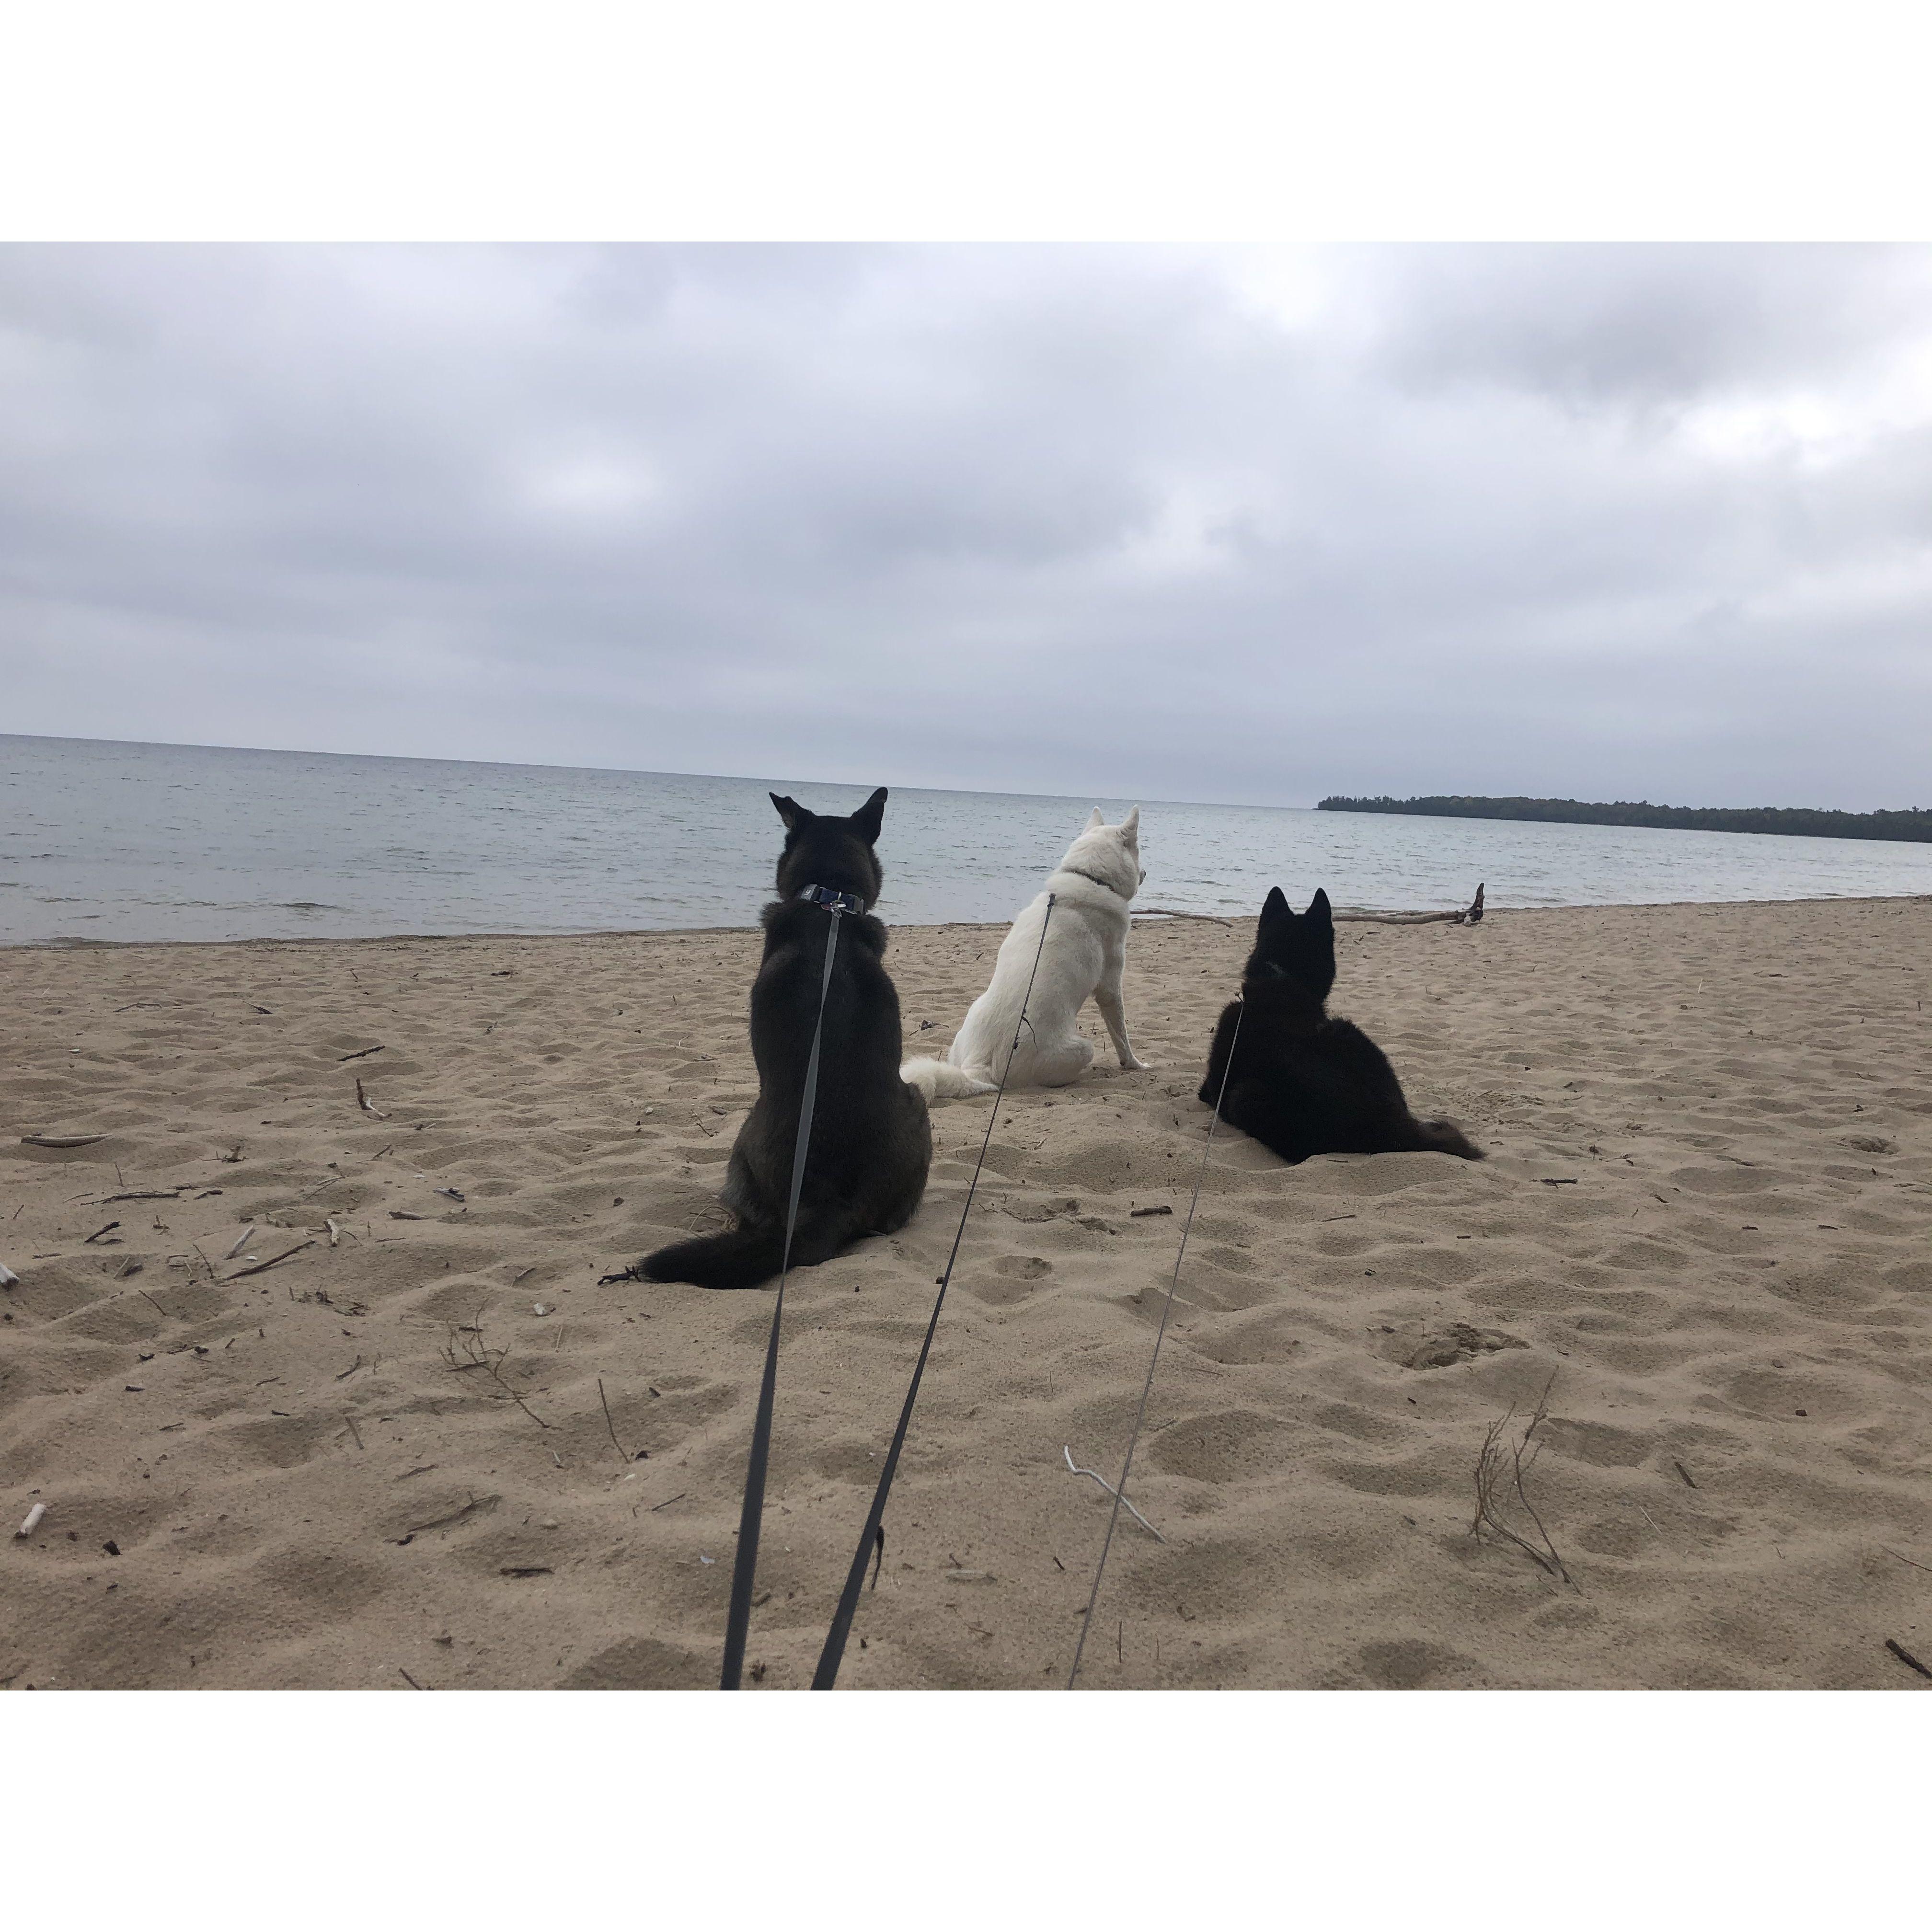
[
  {"left": 83, "top": 1221, "right": 122, "bottom": 1244},
  {"left": 96, "top": 1190, "right": 183, "bottom": 1204},
  {"left": 597, "top": 1377, "right": 631, "bottom": 1464},
  {"left": 355, "top": 1078, "right": 388, "bottom": 1119},
  {"left": 1471, "top": 1376, "right": 1574, "bottom": 1586},
  {"left": 137, "top": 1288, "right": 169, "bottom": 1319},
  {"left": 228, "top": 1239, "right": 317, "bottom": 1280},
  {"left": 1880, "top": 1546, "right": 1932, "bottom": 1576},
  {"left": 339, "top": 1045, "right": 387, "bottom": 1063},
  {"left": 398, "top": 1667, "right": 426, "bottom": 1690},
  {"left": 345, "top": 1414, "right": 365, "bottom": 1449},
  {"left": 404, "top": 1493, "right": 500, "bottom": 1537}
]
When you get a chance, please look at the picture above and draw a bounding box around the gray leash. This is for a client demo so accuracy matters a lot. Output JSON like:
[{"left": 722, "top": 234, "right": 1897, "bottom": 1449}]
[{"left": 719, "top": 888, "right": 848, "bottom": 1691}]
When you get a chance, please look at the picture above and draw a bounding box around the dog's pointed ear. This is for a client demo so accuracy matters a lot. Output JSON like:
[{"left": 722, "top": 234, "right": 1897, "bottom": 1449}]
[
  {"left": 1119, "top": 806, "right": 1140, "bottom": 842},
  {"left": 770, "top": 793, "right": 809, "bottom": 831},
  {"left": 1085, "top": 806, "right": 1104, "bottom": 830},
  {"left": 852, "top": 786, "right": 887, "bottom": 844},
  {"left": 1260, "top": 886, "right": 1291, "bottom": 927},
  {"left": 1306, "top": 887, "right": 1333, "bottom": 925}
]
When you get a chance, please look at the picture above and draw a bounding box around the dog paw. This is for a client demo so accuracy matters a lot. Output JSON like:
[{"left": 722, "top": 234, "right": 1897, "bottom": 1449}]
[{"left": 1123, "top": 1057, "right": 1155, "bottom": 1071}]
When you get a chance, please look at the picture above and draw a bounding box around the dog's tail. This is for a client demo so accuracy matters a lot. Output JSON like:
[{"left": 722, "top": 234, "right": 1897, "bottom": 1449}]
[
  {"left": 1413, "top": 1116, "right": 1485, "bottom": 1161},
  {"left": 639, "top": 1201, "right": 862, "bottom": 1291},
  {"left": 900, "top": 1056, "right": 997, "bottom": 1101},
  {"left": 638, "top": 1224, "right": 789, "bottom": 1292}
]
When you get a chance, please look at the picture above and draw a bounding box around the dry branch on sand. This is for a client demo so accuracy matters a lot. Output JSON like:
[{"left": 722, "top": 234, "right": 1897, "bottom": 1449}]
[
  {"left": 440, "top": 1311, "right": 552, "bottom": 1428},
  {"left": 1471, "top": 1376, "right": 1574, "bottom": 1586}
]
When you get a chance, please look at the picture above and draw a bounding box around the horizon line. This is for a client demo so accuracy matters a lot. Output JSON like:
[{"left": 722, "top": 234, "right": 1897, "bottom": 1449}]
[{"left": 0, "top": 728, "right": 1324, "bottom": 816}]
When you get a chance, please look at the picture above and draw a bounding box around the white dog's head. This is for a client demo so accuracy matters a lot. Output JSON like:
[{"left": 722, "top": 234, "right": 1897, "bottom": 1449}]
[{"left": 1057, "top": 806, "right": 1144, "bottom": 899}]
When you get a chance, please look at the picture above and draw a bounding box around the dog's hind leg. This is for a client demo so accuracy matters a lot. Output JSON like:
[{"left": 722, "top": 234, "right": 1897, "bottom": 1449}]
[{"left": 1023, "top": 1036, "right": 1094, "bottom": 1088}]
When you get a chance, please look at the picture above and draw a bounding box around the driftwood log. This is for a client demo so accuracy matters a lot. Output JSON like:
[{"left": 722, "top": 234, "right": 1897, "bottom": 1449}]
[
  {"left": 1136, "top": 884, "right": 1484, "bottom": 928},
  {"left": 1336, "top": 883, "right": 1484, "bottom": 926}
]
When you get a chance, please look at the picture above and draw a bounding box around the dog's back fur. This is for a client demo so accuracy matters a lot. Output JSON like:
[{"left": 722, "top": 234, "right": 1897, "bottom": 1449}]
[
  {"left": 640, "top": 787, "right": 932, "bottom": 1290},
  {"left": 902, "top": 807, "right": 1151, "bottom": 1100},
  {"left": 1200, "top": 886, "right": 1483, "bottom": 1165}
]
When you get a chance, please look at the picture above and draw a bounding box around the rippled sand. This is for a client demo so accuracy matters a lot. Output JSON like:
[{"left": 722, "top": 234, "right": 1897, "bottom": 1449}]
[{"left": 3, "top": 897, "right": 1930, "bottom": 1690}]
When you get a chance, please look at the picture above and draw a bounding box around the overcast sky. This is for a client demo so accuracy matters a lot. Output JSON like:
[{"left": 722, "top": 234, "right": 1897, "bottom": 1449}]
[{"left": 3, "top": 242, "right": 1929, "bottom": 809}]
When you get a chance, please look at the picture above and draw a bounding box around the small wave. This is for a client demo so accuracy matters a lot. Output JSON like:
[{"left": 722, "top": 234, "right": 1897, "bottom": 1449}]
[{"left": 279, "top": 901, "right": 343, "bottom": 912}]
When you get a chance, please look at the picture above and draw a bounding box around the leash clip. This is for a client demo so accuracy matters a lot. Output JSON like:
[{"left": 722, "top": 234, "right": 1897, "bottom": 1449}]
[{"left": 799, "top": 884, "right": 863, "bottom": 915}]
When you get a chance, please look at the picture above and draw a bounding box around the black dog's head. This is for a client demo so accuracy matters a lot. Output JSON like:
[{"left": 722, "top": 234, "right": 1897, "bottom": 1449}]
[
  {"left": 769, "top": 787, "right": 887, "bottom": 908},
  {"left": 1244, "top": 886, "right": 1335, "bottom": 1002}
]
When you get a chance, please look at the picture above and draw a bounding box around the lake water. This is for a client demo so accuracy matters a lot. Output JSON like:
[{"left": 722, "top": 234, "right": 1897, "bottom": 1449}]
[{"left": 4, "top": 733, "right": 1930, "bottom": 946}]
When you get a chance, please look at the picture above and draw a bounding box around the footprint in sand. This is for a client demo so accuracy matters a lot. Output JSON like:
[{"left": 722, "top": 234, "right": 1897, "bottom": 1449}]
[
  {"left": 967, "top": 1254, "right": 1052, "bottom": 1307},
  {"left": 1393, "top": 1322, "right": 1528, "bottom": 1370},
  {"left": 559, "top": 1637, "right": 713, "bottom": 1690}
]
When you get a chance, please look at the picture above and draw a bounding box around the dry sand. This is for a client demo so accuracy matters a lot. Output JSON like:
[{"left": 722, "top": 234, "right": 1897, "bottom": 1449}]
[{"left": 3, "top": 898, "right": 1931, "bottom": 1691}]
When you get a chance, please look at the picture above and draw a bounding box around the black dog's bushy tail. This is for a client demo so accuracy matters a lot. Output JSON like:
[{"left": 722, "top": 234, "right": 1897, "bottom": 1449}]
[
  {"left": 639, "top": 1225, "right": 789, "bottom": 1291},
  {"left": 639, "top": 1207, "right": 860, "bottom": 1291},
  {"left": 1413, "top": 1117, "right": 1485, "bottom": 1161}
]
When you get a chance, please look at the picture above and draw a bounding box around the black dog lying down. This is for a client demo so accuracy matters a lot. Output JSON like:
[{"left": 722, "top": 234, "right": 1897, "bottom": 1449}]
[
  {"left": 1200, "top": 887, "right": 1483, "bottom": 1164},
  {"left": 641, "top": 787, "right": 932, "bottom": 1291}
]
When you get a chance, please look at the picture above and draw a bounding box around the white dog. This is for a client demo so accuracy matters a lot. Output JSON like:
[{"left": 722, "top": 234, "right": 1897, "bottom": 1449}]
[{"left": 902, "top": 807, "right": 1152, "bottom": 1100}]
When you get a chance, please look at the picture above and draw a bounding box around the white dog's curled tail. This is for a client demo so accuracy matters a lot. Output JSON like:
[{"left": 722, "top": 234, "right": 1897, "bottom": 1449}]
[{"left": 900, "top": 1057, "right": 998, "bottom": 1101}]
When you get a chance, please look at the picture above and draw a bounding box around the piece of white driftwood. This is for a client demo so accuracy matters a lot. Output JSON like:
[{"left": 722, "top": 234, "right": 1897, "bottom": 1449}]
[
  {"left": 21, "top": 1133, "right": 105, "bottom": 1148},
  {"left": 0, "top": 1264, "right": 19, "bottom": 1288},
  {"left": 1335, "top": 883, "right": 1485, "bottom": 926},
  {"left": 16, "top": 1503, "right": 46, "bottom": 1539},
  {"left": 224, "top": 1226, "right": 256, "bottom": 1260},
  {"left": 1062, "top": 1445, "right": 1164, "bottom": 1542}
]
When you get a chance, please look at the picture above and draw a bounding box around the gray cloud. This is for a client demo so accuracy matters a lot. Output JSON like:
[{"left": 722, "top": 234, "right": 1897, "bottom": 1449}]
[{"left": 3, "top": 242, "right": 1929, "bottom": 809}]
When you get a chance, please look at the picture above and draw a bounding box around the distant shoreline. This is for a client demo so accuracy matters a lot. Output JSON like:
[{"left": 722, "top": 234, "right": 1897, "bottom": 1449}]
[{"left": 1319, "top": 794, "right": 1932, "bottom": 846}]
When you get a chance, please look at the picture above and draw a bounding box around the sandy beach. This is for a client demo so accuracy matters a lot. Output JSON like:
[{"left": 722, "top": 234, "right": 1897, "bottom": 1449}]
[{"left": 3, "top": 897, "right": 1930, "bottom": 1691}]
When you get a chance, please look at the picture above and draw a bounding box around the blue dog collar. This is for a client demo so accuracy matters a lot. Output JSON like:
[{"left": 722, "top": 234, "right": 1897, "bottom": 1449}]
[{"left": 797, "top": 884, "right": 865, "bottom": 915}]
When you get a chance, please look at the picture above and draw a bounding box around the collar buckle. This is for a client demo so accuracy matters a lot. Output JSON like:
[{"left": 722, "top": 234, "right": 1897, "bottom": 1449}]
[{"left": 798, "top": 884, "right": 863, "bottom": 915}]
